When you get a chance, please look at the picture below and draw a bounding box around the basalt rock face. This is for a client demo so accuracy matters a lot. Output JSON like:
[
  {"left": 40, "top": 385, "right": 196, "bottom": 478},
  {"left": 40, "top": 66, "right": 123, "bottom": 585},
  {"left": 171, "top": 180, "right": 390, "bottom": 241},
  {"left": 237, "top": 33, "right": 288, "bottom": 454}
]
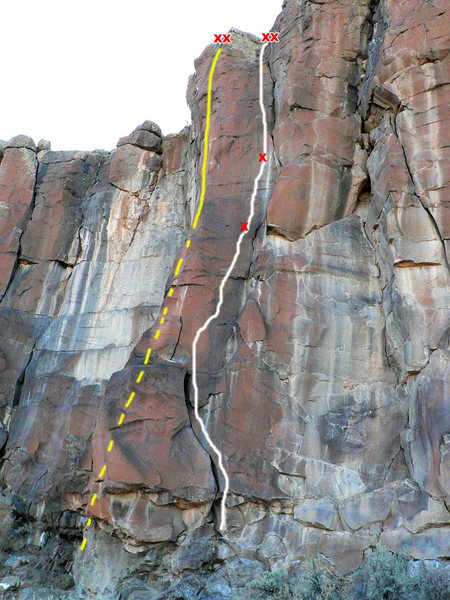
[{"left": 0, "top": 0, "right": 449, "bottom": 598}]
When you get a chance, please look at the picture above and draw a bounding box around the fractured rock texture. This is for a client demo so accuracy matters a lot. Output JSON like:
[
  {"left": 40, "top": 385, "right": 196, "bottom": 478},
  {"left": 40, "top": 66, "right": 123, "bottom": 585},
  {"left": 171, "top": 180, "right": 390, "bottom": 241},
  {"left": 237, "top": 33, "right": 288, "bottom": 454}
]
[{"left": 0, "top": 0, "right": 448, "bottom": 596}]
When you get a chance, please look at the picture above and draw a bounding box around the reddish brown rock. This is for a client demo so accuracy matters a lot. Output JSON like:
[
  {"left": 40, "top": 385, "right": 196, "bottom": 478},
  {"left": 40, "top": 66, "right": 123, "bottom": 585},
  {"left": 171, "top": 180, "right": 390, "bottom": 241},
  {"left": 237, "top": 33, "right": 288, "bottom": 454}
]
[
  {"left": 0, "top": 129, "right": 189, "bottom": 517},
  {"left": 0, "top": 142, "right": 37, "bottom": 299},
  {"left": 20, "top": 151, "right": 108, "bottom": 264},
  {"left": 91, "top": 362, "right": 216, "bottom": 501},
  {"left": 266, "top": 0, "right": 370, "bottom": 240}
]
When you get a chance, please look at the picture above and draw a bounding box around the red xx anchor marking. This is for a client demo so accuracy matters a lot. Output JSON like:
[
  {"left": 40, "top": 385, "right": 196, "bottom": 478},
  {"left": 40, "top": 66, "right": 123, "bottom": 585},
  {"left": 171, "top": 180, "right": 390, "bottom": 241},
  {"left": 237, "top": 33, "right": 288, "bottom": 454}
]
[
  {"left": 262, "top": 32, "right": 279, "bottom": 42},
  {"left": 214, "top": 33, "right": 231, "bottom": 44}
]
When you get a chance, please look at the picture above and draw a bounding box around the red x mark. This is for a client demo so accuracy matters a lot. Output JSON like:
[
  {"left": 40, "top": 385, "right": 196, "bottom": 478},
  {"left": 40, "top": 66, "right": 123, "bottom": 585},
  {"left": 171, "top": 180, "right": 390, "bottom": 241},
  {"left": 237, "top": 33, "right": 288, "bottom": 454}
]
[
  {"left": 262, "top": 32, "right": 279, "bottom": 42},
  {"left": 241, "top": 222, "right": 248, "bottom": 231},
  {"left": 259, "top": 153, "right": 267, "bottom": 162},
  {"left": 214, "top": 33, "right": 231, "bottom": 44}
]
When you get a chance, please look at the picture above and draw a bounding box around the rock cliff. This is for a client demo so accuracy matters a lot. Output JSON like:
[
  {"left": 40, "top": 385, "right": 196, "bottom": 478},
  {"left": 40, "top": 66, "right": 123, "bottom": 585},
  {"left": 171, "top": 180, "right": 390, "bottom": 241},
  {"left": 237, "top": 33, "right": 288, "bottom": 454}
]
[{"left": 0, "top": 0, "right": 448, "bottom": 598}]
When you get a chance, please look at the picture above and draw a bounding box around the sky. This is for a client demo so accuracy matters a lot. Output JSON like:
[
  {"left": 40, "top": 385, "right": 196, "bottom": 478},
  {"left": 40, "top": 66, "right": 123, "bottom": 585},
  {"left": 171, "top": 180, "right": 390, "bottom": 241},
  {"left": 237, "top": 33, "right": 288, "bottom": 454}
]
[{"left": 1, "top": 0, "right": 282, "bottom": 151}]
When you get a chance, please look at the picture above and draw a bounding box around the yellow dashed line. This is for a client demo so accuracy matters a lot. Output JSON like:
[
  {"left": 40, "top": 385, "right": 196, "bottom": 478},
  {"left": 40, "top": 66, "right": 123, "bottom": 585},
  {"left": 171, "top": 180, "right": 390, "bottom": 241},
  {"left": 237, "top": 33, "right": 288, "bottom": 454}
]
[
  {"left": 174, "top": 258, "right": 184, "bottom": 276},
  {"left": 81, "top": 48, "right": 222, "bottom": 553},
  {"left": 125, "top": 392, "right": 135, "bottom": 407}
]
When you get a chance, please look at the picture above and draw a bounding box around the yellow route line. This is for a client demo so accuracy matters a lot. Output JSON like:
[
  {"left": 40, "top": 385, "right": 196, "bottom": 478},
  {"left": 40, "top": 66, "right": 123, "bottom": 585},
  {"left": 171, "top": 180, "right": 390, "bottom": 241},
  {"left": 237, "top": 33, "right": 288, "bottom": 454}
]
[
  {"left": 80, "top": 47, "right": 222, "bottom": 552},
  {"left": 174, "top": 258, "right": 184, "bottom": 276},
  {"left": 125, "top": 392, "right": 135, "bottom": 407},
  {"left": 193, "top": 48, "right": 222, "bottom": 229}
]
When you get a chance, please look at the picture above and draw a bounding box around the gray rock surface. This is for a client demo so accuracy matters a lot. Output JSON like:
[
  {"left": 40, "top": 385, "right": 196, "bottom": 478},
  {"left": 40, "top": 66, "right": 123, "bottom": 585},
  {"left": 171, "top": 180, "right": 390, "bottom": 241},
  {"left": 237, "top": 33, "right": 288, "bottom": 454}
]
[{"left": 37, "top": 139, "right": 51, "bottom": 153}]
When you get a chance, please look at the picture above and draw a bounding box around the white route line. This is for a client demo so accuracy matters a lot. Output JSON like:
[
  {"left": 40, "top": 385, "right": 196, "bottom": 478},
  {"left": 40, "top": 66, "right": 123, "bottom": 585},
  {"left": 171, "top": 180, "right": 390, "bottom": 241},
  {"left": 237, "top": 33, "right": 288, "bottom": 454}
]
[{"left": 191, "top": 42, "right": 268, "bottom": 532}]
